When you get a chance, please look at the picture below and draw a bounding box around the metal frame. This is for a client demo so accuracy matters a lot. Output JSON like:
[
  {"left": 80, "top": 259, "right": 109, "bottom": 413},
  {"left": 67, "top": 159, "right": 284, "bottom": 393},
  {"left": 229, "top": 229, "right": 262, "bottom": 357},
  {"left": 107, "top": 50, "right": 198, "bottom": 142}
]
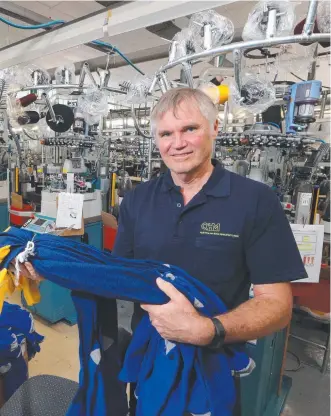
[
  {"left": 20, "top": 84, "right": 126, "bottom": 96},
  {"left": 158, "top": 33, "right": 330, "bottom": 74},
  {"left": 0, "top": 0, "right": 231, "bottom": 69}
]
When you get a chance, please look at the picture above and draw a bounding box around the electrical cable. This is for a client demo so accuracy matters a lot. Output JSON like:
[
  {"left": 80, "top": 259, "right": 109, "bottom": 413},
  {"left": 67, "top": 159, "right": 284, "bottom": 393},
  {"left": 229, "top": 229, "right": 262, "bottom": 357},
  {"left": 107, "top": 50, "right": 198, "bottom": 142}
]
[
  {"left": 0, "top": 16, "right": 65, "bottom": 29},
  {"left": 92, "top": 40, "right": 145, "bottom": 75},
  {"left": 285, "top": 350, "right": 302, "bottom": 372},
  {"left": 0, "top": 16, "right": 144, "bottom": 76}
]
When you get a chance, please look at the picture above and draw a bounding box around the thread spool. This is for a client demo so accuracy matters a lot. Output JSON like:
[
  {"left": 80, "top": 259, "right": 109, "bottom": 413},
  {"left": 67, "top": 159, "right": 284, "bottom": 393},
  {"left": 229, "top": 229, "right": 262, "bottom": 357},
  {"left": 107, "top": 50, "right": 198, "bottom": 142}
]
[
  {"left": 199, "top": 84, "right": 229, "bottom": 104},
  {"left": 17, "top": 111, "right": 40, "bottom": 125},
  {"left": 18, "top": 93, "right": 38, "bottom": 108}
]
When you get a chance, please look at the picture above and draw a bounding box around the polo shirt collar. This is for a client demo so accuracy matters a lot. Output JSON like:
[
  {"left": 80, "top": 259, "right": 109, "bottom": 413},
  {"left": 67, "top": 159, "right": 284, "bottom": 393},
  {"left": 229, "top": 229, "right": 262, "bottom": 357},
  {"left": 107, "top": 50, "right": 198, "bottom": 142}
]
[{"left": 161, "top": 159, "right": 231, "bottom": 197}]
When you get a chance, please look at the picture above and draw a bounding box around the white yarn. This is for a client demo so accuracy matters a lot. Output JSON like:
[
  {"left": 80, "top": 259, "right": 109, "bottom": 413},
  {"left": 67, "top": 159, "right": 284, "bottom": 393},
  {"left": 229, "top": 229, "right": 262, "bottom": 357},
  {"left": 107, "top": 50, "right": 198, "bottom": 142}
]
[{"left": 14, "top": 241, "right": 35, "bottom": 286}]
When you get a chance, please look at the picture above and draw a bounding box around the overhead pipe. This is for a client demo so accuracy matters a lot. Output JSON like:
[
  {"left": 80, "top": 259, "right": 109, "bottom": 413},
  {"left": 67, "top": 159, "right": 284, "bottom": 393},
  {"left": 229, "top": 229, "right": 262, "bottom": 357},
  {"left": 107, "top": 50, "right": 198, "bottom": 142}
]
[
  {"left": 21, "top": 84, "right": 83, "bottom": 92},
  {"left": 303, "top": 0, "right": 318, "bottom": 36},
  {"left": 159, "top": 33, "right": 330, "bottom": 72}
]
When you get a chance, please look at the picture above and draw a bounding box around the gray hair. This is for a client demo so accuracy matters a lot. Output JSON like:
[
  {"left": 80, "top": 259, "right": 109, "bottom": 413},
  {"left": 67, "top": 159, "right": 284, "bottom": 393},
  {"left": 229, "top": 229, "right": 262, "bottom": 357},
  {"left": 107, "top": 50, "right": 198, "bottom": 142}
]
[{"left": 150, "top": 87, "right": 218, "bottom": 136}]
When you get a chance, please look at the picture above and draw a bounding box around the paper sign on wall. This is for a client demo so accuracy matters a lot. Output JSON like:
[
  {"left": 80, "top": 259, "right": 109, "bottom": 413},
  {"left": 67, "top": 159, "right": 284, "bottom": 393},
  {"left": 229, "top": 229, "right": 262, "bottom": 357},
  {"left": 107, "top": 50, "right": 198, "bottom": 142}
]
[
  {"left": 290, "top": 224, "right": 324, "bottom": 283},
  {"left": 56, "top": 192, "right": 84, "bottom": 230}
]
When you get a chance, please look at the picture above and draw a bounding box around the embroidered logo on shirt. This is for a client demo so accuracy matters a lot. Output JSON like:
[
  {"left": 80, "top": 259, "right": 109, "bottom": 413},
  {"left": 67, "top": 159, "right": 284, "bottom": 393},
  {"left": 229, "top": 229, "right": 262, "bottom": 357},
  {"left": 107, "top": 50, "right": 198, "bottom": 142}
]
[
  {"left": 201, "top": 222, "right": 220, "bottom": 232},
  {"left": 200, "top": 222, "right": 239, "bottom": 238}
]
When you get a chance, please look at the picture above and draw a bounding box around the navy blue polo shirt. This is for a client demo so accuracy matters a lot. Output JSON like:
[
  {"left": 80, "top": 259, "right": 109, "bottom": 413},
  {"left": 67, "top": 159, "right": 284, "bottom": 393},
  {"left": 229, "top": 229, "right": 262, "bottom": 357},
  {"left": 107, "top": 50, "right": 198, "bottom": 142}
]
[{"left": 113, "top": 160, "right": 307, "bottom": 311}]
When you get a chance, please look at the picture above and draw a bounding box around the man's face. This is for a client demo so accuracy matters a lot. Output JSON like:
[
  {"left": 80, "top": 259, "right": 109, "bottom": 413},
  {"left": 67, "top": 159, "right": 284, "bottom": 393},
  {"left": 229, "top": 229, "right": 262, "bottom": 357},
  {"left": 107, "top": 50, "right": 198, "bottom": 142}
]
[{"left": 155, "top": 100, "right": 218, "bottom": 175}]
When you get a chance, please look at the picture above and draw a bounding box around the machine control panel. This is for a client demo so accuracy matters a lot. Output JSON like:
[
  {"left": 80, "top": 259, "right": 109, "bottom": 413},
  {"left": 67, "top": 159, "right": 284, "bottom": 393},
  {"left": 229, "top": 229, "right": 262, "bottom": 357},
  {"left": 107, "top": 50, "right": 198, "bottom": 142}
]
[{"left": 22, "top": 214, "right": 56, "bottom": 234}]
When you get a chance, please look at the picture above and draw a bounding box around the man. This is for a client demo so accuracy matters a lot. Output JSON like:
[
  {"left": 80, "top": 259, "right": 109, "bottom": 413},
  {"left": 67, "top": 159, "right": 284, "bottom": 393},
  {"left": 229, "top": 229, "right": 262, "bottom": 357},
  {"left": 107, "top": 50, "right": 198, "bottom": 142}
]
[
  {"left": 23, "top": 88, "right": 307, "bottom": 414},
  {"left": 112, "top": 87, "right": 307, "bottom": 414}
]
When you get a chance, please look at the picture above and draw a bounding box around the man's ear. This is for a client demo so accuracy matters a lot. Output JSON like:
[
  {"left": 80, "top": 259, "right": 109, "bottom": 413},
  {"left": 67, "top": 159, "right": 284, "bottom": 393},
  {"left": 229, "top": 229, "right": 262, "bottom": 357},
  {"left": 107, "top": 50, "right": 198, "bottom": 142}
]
[{"left": 212, "top": 119, "right": 219, "bottom": 140}]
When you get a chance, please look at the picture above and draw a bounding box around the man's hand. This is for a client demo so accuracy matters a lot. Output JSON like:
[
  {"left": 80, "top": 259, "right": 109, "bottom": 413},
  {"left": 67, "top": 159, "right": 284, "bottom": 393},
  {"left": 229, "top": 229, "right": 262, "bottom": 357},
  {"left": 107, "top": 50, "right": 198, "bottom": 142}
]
[
  {"left": 10, "top": 261, "right": 44, "bottom": 281},
  {"left": 141, "top": 278, "right": 215, "bottom": 346}
]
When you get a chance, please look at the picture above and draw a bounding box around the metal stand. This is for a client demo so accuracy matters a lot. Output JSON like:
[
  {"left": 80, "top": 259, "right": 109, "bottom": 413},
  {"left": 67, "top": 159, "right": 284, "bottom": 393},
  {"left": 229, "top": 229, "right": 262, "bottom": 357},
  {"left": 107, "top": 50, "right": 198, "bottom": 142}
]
[{"left": 290, "top": 324, "right": 330, "bottom": 374}]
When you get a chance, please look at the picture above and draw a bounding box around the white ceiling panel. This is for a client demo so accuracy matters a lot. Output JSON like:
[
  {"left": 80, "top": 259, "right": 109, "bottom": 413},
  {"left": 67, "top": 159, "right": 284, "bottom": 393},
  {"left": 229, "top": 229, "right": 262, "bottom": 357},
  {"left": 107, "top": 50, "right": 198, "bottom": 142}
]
[
  {"left": 12, "top": 1, "right": 76, "bottom": 21},
  {"left": 52, "top": 1, "right": 104, "bottom": 19},
  {"left": 101, "top": 28, "right": 169, "bottom": 55}
]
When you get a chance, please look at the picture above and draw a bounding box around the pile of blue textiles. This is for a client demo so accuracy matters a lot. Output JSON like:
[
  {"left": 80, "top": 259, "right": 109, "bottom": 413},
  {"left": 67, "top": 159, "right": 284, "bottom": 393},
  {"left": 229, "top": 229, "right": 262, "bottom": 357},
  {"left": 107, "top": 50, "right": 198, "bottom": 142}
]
[
  {"left": 0, "top": 301, "right": 44, "bottom": 401},
  {"left": 0, "top": 227, "right": 254, "bottom": 416}
]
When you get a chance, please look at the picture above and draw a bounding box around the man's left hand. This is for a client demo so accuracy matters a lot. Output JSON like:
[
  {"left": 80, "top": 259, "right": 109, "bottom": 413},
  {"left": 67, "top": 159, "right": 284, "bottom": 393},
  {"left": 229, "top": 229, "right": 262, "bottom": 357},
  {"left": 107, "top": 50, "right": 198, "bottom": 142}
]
[{"left": 141, "top": 278, "right": 215, "bottom": 346}]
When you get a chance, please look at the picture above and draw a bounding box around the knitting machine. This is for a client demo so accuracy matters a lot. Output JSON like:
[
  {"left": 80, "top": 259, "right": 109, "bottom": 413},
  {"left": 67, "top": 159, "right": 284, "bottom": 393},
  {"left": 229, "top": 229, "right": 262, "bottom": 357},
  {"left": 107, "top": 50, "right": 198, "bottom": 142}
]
[
  {"left": 0, "top": 0, "right": 328, "bottom": 224},
  {"left": 285, "top": 80, "right": 322, "bottom": 133}
]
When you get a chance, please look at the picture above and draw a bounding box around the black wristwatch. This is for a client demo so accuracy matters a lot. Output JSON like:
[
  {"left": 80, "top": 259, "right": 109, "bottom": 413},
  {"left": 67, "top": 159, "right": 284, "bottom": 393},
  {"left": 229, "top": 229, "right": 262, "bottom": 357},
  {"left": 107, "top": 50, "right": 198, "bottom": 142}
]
[{"left": 208, "top": 318, "right": 226, "bottom": 351}]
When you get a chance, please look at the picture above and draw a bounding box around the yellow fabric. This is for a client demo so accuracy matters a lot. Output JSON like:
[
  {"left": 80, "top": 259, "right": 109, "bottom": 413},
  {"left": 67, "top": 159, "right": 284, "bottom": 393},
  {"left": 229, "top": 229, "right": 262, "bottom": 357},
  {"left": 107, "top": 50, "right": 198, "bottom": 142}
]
[
  {"left": 0, "top": 267, "right": 41, "bottom": 314},
  {"left": 0, "top": 268, "right": 14, "bottom": 313},
  {"left": 0, "top": 245, "right": 11, "bottom": 264}
]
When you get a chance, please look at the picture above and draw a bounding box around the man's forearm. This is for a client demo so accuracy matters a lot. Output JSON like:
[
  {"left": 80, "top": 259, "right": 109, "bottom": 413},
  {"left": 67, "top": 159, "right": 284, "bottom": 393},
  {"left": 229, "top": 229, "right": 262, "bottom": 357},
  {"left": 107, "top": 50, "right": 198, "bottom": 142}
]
[
  {"left": 217, "top": 295, "right": 292, "bottom": 344},
  {"left": 195, "top": 289, "right": 293, "bottom": 347}
]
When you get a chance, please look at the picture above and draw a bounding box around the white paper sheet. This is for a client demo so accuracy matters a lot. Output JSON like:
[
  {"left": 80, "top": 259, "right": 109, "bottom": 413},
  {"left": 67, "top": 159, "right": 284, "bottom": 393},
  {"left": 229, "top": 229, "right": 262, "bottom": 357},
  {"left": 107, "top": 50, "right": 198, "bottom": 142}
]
[
  {"left": 56, "top": 192, "right": 84, "bottom": 230},
  {"left": 290, "top": 224, "right": 325, "bottom": 283}
]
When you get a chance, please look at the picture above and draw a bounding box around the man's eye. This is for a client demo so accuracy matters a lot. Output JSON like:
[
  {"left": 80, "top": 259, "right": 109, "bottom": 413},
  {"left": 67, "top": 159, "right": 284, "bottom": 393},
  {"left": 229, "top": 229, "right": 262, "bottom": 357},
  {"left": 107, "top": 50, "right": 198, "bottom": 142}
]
[
  {"left": 186, "top": 126, "right": 197, "bottom": 132},
  {"left": 161, "top": 132, "right": 171, "bottom": 137}
]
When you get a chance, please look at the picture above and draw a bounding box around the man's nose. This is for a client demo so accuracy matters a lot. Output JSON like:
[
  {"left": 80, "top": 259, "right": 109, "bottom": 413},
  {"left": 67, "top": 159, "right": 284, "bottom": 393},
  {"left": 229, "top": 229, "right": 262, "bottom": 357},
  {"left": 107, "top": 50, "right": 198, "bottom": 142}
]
[{"left": 173, "top": 133, "right": 186, "bottom": 149}]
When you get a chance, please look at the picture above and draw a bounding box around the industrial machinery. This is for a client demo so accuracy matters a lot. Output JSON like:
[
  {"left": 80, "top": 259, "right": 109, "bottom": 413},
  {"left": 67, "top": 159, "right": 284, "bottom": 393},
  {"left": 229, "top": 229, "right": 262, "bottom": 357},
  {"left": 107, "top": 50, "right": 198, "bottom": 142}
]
[
  {"left": 285, "top": 80, "right": 322, "bottom": 133},
  {"left": 0, "top": 0, "right": 327, "bottom": 266}
]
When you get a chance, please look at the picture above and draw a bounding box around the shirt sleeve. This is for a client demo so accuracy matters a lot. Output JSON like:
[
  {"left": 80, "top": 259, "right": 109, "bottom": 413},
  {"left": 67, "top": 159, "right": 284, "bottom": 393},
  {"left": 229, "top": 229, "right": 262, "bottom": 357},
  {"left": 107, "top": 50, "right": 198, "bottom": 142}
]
[
  {"left": 245, "top": 187, "right": 308, "bottom": 285},
  {"left": 112, "top": 192, "right": 135, "bottom": 259}
]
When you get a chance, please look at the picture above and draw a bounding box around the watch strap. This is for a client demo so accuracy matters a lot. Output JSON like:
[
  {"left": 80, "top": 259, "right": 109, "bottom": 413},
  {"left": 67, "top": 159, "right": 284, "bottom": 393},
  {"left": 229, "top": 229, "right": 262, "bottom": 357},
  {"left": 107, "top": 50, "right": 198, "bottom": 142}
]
[{"left": 208, "top": 317, "right": 226, "bottom": 350}]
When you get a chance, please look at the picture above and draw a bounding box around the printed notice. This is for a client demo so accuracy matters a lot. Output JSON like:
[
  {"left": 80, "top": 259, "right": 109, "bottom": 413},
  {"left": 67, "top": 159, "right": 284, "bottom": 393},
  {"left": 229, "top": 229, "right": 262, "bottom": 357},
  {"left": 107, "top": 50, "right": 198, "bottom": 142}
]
[
  {"left": 300, "top": 192, "right": 312, "bottom": 207},
  {"left": 290, "top": 224, "right": 324, "bottom": 283},
  {"left": 56, "top": 192, "right": 84, "bottom": 230}
]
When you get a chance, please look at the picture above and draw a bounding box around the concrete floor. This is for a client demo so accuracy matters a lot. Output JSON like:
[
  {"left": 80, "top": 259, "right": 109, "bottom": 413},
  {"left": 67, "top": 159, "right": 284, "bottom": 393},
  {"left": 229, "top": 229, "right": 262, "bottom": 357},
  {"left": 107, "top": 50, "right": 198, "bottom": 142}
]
[
  {"left": 6, "top": 295, "right": 330, "bottom": 415},
  {"left": 283, "top": 312, "right": 330, "bottom": 416}
]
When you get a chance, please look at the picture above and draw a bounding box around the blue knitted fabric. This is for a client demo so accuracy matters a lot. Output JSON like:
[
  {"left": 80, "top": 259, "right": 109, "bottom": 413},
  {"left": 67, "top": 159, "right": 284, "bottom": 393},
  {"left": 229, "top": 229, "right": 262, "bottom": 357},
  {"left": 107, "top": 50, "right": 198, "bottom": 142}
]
[
  {"left": 0, "top": 301, "right": 44, "bottom": 401},
  {"left": 0, "top": 227, "right": 253, "bottom": 416}
]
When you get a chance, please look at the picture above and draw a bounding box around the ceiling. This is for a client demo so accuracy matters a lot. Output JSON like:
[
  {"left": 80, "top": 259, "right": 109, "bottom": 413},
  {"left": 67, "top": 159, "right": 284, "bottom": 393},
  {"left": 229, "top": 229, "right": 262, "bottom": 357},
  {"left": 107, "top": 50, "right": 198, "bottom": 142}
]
[{"left": 0, "top": 1, "right": 329, "bottom": 86}]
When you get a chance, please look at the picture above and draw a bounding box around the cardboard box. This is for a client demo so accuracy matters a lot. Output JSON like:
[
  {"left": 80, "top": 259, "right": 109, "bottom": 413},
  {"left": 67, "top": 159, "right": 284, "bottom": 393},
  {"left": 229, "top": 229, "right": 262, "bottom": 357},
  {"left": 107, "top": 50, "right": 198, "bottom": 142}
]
[
  {"left": 101, "top": 211, "right": 118, "bottom": 229},
  {"left": 56, "top": 217, "right": 85, "bottom": 237},
  {"left": 11, "top": 192, "right": 23, "bottom": 210}
]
